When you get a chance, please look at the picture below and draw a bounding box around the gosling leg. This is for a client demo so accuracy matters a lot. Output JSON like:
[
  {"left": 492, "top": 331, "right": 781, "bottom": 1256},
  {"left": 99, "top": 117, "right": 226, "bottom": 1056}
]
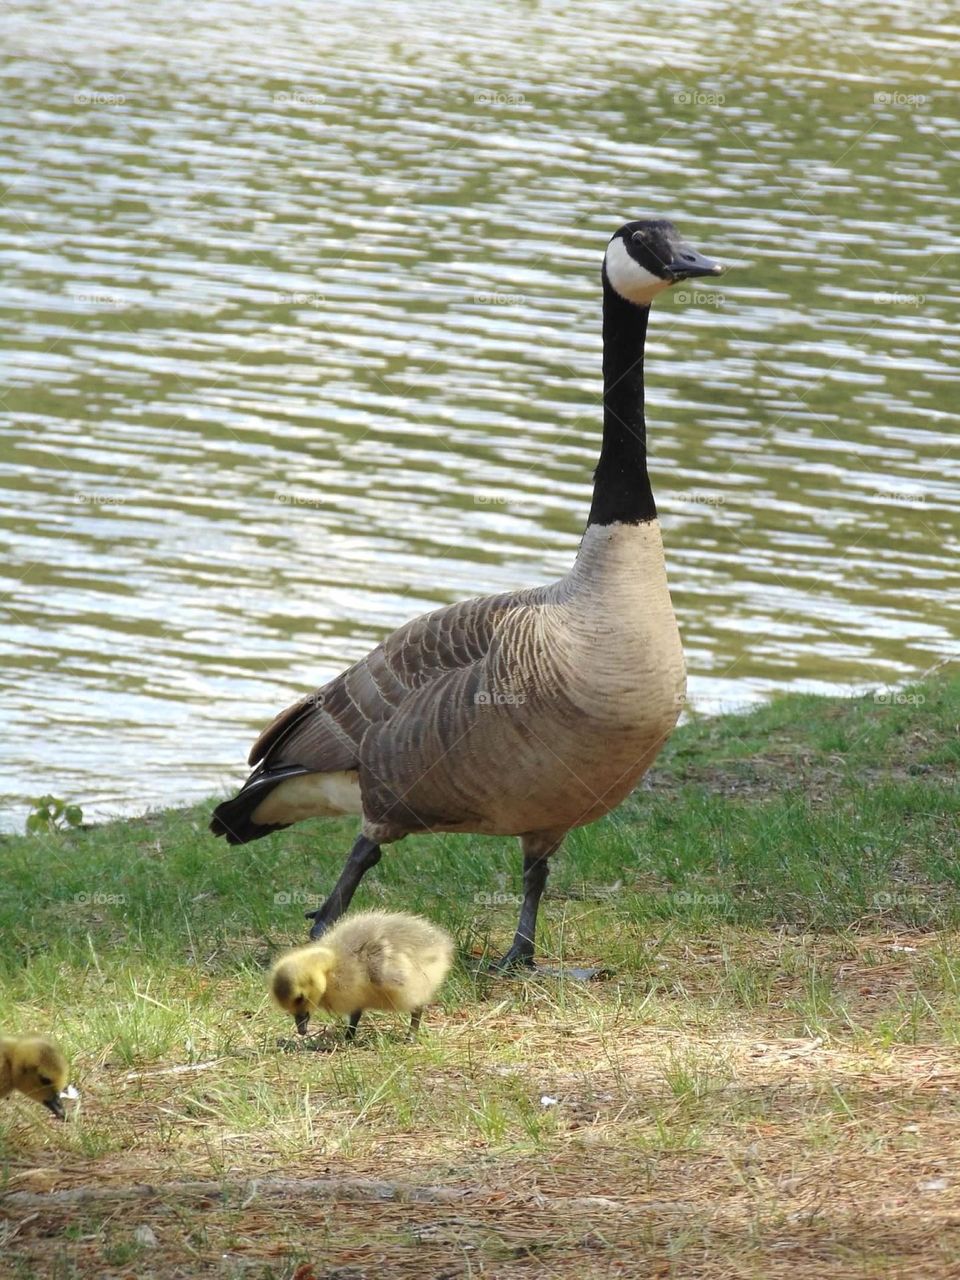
[
  {"left": 408, "top": 1007, "right": 423, "bottom": 1039},
  {"left": 345, "top": 1010, "right": 362, "bottom": 1042},
  {"left": 306, "top": 834, "right": 382, "bottom": 939},
  {"left": 491, "top": 848, "right": 554, "bottom": 971}
]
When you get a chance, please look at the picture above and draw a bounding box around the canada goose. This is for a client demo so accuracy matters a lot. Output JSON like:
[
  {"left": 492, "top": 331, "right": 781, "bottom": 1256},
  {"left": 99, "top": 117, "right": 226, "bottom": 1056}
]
[
  {"left": 212, "top": 218, "right": 723, "bottom": 968},
  {"left": 270, "top": 910, "right": 454, "bottom": 1040},
  {"left": 0, "top": 1034, "right": 70, "bottom": 1118}
]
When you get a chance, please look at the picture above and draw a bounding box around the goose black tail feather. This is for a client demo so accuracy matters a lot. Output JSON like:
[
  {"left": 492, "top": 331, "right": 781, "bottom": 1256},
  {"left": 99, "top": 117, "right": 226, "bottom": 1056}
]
[{"left": 210, "top": 764, "right": 310, "bottom": 846}]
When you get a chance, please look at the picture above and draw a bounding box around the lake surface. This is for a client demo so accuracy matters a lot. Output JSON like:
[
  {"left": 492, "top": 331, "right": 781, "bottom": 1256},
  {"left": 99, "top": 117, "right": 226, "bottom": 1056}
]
[{"left": 1, "top": 1, "right": 958, "bottom": 829}]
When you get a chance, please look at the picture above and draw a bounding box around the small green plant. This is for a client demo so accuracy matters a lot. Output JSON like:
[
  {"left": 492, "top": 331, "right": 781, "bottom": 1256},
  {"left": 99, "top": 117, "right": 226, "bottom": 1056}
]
[{"left": 26, "top": 795, "right": 83, "bottom": 834}]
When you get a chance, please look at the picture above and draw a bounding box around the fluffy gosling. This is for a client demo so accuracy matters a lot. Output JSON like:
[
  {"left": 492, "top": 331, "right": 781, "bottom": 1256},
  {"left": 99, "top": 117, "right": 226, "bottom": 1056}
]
[
  {"left": 270, "top": 910, "right": 454, "bottom": 1041},
  {"left": 0, "top": 1034, "right": 70, "bottom": 1118}
]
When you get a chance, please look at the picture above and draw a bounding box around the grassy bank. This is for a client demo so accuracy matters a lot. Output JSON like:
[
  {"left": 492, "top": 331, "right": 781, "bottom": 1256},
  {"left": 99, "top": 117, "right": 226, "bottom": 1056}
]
[{"left": 1, "top": 673, "right": 958, "bottom": 1278}]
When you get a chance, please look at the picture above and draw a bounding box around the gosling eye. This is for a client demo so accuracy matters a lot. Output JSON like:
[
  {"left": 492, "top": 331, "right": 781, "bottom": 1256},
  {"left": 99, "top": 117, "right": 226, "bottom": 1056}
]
[{"left": 38, "top": 1075, "right": 51, "bottom": 1087}]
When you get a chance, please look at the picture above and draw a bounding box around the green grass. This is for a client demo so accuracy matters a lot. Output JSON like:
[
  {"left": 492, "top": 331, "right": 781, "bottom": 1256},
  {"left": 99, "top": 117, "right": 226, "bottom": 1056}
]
[{"left": 0, "top": 672, "right": 958, "bottom": 1278}]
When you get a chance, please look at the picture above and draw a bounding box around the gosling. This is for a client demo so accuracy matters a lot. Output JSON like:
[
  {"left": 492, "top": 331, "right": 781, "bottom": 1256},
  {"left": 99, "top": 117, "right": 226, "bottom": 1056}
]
[
  {"left": 270, "top": 910, "right": 454, "bottom": 1041},
  {"left": 0, "top": 1034, "right": 70, "bottom": 1118}
]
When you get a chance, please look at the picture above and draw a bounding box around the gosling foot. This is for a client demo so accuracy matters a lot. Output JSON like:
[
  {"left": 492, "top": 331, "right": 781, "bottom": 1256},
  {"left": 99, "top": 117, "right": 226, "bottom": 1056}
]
[{"left": 344, "top": 1011, "right": 362, "bottom": 1043}]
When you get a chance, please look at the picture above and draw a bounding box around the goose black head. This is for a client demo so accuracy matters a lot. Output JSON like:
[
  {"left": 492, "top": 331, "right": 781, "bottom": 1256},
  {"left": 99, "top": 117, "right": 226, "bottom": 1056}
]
[{"left": 604, "top": 219, "right": 723, "bottom": 306}]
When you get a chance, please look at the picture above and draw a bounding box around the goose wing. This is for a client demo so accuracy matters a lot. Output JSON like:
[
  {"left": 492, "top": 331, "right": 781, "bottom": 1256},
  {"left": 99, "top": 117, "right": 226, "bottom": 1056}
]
[
  {"left": 357, "top": 938, "right": 409, "bottom": 990},
  {"left": 249, "top": 588, "right": 539, "bottom": 773}
]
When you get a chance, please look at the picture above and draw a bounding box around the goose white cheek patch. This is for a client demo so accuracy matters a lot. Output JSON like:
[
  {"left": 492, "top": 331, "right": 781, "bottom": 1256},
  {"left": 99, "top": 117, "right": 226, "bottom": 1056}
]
[{"left": 604, "top": 236, "right": 671, "bottom": 305}]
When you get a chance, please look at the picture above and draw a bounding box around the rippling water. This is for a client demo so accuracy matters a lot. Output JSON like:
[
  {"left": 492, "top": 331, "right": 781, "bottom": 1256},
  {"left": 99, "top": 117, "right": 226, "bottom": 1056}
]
[{"left": 1, "top": 1, "right": 958, "bottom": 828}]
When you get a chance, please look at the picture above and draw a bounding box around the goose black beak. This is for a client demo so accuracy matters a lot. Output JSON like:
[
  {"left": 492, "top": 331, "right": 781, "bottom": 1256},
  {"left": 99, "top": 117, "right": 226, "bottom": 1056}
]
[
  {"left": 294, "top": 1012, "right": 310, "bottom": 1036},
  {"left": 666, "top": 247, "right": 724, "bottom": 281},
  {"left": 43, "top": 1095, "right": 66, "bottom": 1120}
]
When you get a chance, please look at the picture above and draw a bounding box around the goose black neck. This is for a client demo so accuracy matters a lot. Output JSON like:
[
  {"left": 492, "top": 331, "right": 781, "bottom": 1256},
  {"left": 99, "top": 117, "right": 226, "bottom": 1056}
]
[{"left": 587, "top": 272, "right": 656, "bottom": 526}]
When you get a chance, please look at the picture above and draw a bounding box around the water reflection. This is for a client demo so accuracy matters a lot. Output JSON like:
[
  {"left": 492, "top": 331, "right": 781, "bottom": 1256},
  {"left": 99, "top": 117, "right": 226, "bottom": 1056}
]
[{"left": 1, "top": 1, "right": 957, "bottom": 827}]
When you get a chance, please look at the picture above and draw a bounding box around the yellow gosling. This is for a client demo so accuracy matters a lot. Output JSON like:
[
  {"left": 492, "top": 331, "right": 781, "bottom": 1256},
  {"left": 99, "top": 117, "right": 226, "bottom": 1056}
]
[
  {"left": 270, "top": 910, "right": 454, "bottom": 1041},
  {"left": 0, "top": 1035, "right": 70, "bottom": 1118}
]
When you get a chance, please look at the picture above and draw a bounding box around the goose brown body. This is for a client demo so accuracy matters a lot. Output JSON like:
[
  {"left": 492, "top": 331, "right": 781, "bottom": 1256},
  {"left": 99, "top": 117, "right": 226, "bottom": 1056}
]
[{"left": 249, "top": 521, "right": 683, "bottom": 844}]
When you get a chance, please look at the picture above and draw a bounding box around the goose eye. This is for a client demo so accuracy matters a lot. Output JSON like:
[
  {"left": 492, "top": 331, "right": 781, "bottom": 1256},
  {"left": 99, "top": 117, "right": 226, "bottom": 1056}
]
[{"left": 38, "top": 1075, "right": 51, "bottom": 1086}]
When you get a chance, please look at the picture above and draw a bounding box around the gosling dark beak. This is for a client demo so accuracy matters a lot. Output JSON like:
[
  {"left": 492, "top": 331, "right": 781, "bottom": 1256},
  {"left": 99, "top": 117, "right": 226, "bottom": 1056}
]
[
  {"left": 43, "top": 1095, "right": 66, "bottom": 1120},
  {"left": 294, "top": 1012, "right": 310, "bottom": 1036},
  {"left": 666, "top": 246, "right": 724, "bottom": 281}
]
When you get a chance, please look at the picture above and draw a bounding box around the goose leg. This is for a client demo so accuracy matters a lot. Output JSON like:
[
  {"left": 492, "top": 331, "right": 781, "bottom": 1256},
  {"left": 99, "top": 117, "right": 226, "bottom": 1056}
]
[
  {"left": 306, "top": 834, "right": 382, "bottom": 939},
  {"left": 345, "top": 1010, "right": 362, "bottom": 1042},
  {"left": 408, "top": 1007, "right": 423, "bottom": 1039},
  {"left": 491, "top": 836, "right": 563, "bottom": 971}
]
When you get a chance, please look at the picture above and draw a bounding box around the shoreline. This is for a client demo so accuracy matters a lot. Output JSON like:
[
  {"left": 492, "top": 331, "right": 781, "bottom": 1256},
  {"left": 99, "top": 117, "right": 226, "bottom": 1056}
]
[{"left": 5, "top": 664, "right": 954, "bottom": 841}]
